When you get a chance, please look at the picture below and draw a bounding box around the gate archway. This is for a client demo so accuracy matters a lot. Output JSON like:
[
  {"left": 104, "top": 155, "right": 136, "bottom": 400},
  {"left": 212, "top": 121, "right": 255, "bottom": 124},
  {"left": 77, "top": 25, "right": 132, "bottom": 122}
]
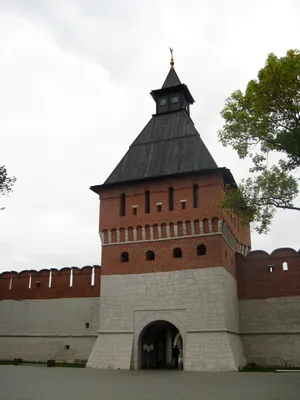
[{"left": 138, "top": 320, "right": 183, "bottom": 369}]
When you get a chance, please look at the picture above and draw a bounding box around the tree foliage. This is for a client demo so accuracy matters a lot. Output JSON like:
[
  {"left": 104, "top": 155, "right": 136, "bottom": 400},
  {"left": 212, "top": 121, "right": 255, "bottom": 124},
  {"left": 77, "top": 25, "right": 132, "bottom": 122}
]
[
  {"left": 219, "top": 50, "right": 300, "bottom": 233},
  {"left": 0, "top": 165, "right": 16, "bottom": 210}
]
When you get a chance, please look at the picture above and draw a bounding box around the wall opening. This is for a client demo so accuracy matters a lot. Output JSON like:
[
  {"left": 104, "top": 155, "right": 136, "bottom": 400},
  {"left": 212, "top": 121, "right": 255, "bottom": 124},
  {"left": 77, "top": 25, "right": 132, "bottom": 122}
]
[
  {"left": 121, "top": 252, "right": 129, "bottom": 263},
  {"left": 173, "top": 248, "right": 182, "bottom": 258},
  {"left": 146, "top": 250, "right": 155, "bottom": 261},
  {"left": 169, "top": 187, "right": 174, "bottom": 211},
  {"left": 138, "top": 320, "right": 183, "bottom": 370},
  {"left": 28, "top": 273, "right": 32, "bottom": 289},
  {"left": 145, "top": 191, "right": 150, "bottom": 214},
  {"left": 49, "top": 270, "right": 52, "bottom": 288},
  {"left": 193, "top": 184, "right": 199, "bottom": 208},
  {"left": 120, "top": 193, "right": 126, "bottom": 216},
  {"left": 282, "top": 262, "right": 288, "bottom": 271},
  {"left": 69, "top": 268, "right": 73, "bottom": 287},
  {"left": 197, "top": 244, "right": 206, "bottom": 256},
  {"left": 91, "top": 267, "right": 95, "bottom": 286},
  {"left": 268, "top": 265, "right": 274, "bottom": 273}
]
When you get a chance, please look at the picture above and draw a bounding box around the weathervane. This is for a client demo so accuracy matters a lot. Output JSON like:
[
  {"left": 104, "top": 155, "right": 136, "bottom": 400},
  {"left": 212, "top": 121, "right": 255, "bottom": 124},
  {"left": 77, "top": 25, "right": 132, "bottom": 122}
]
[{"left": 169, "top": 47, "right": 174, "bottom": 69}]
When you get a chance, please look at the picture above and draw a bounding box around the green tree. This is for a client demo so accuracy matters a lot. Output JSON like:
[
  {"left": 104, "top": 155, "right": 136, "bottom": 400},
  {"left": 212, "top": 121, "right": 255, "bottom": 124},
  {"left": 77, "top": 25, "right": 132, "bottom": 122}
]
[
  {"left": 0, "top": 165, "right": 16, "bottom": 210},
  {"left": 218, "top": 49, "right": 300, "bottom": 233}
]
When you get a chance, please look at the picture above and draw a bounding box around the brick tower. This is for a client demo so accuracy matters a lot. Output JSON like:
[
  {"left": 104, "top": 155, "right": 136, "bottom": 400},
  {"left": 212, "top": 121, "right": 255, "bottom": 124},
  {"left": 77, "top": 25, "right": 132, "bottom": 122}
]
[{"left": 87, "top": 56, "right": 251, "bottom": 371}]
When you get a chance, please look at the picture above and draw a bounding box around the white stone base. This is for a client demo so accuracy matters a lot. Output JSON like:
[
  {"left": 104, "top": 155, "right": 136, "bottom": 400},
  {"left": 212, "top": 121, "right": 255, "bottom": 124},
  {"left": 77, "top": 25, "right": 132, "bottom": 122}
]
[
  {"left": 87, "top": 333, "right": 133, "bottom": 369},
  {"left": 88, "top": 267, "right": 246, "bottom": 371},
  {"left": 242, "top": 334, "right": 300, "bottom": 367},
  {"left": 0, "top": 336, "right": 96, "bottom": 363},
  {"left": 185, "top": 332, "right": 246, "bottom": 371}
]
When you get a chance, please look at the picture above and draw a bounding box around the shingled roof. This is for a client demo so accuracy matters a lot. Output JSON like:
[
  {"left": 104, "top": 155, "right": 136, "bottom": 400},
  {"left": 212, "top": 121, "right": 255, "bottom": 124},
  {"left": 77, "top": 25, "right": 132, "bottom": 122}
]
[
  {"left": 90, "top": 67, "right": 222, "bottom": 193},
  {"left": 92, "top": 110, "right": 218, "bottom": 190}
]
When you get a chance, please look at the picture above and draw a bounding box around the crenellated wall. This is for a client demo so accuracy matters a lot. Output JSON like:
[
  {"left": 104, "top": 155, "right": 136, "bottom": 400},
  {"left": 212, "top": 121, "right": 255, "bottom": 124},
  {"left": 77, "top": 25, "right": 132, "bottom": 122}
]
[
  {"left": 0, "top": 265, "right": 101, "bottom": 300},
  {"left": 237, "top": 248, "right": 300, "bottom": 367},
  {"left": 237, "top": 248, "right": 300, "bottom": 300},
  {"left": 0, "top": 265, "right": 101, "bottom": 363}
]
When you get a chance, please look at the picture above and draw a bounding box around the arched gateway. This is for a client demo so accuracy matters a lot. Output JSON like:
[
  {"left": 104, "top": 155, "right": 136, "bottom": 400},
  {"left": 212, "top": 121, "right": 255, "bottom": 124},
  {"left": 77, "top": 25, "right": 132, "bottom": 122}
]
[{"left": 138, "top": 320, "right": 183, "bottom": 369}]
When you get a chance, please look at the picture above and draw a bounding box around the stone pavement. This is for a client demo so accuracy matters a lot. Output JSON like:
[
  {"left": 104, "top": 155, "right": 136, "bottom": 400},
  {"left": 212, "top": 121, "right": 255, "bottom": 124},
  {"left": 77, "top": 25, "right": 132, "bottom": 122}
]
[{"left": 1, "top": 365, "right": 300, "bottom": 400}]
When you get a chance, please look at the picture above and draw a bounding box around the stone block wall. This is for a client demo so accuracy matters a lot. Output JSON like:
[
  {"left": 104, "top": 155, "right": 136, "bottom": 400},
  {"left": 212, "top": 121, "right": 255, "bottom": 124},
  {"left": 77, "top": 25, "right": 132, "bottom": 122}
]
[
  {"left": 0, "top": 264, "right": 100, "bottom": 363},
  {"left": 240, "top": 297, "right": 300, "bottom": 367},
  {"left": 87, "top": 266, "right": 246, "bottom": 371}
]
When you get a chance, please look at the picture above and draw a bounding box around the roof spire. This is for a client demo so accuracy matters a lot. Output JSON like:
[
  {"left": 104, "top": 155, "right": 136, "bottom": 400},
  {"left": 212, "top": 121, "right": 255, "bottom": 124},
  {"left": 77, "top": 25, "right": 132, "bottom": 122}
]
[{"left": 169, "top": 47, "right": 174, "bottom": 69}]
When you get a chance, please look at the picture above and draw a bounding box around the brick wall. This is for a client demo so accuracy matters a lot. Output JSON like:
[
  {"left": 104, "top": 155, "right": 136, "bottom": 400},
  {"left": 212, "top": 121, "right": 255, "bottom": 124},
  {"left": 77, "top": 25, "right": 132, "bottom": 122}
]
[
  {"left": 237, "top": 248, "right": 300, "bottom": 299},
  {"left": 98, "top": 172, "right": 251, "bottom": 249},
  {"left": 0, "top": 265, "right": 101, "bottom": 300}
]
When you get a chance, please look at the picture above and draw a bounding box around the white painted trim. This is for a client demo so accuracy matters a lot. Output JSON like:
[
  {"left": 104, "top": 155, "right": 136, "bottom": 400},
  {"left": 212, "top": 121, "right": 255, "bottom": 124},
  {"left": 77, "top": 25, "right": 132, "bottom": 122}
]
[{"left": 103, "top": 231, "right": 237, "bottom": 253}]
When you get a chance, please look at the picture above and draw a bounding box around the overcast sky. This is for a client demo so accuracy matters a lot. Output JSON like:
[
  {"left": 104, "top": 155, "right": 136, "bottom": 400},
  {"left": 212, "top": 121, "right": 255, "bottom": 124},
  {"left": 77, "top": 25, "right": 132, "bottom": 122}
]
[{"left": 0, "top": 0, "right": 299, "bottom": 273}]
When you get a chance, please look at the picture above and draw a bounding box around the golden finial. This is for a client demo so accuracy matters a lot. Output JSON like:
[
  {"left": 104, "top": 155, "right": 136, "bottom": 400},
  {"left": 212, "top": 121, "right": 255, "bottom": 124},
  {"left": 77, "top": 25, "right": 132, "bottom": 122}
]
[{"left": 169, "top": 47, "right": 174, "bottom": 69}]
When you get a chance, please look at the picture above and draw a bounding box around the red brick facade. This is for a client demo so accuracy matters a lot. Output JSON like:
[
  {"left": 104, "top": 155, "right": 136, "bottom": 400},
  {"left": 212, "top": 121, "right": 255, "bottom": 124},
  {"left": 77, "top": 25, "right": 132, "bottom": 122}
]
[
  {"left": 99, "top": 172, "right": 251, "bottom": 278},
  {"left": 237, "top": 248, "right": 300, "bottom": 299},
  {"left": 0, "top": 266, "right": 101, "bottom": 300}
]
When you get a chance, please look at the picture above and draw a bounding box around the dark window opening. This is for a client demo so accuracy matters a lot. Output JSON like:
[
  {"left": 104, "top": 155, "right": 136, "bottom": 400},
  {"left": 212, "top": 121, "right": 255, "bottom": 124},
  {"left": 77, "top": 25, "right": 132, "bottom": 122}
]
[
  {"left": 120, "top": 193, "right": 126, "bottom": 216},
  {"left": 197, "top": 244, "right": 206, "bottom": 256},
  {"left": 173, "top": 248, "right": 182, "bottom": 258},
  {"left": 157, "top": 204, "right": 162, "bottom": 212},
  {"left": 145, "top": 191, "right": 150, "bottom": 214},
  {"left": 65, "top": 345, "right": 70, "bottom": 350},
  {"left": 193, "top": 184, "right": 199, "bottom": 208},
  {"left": 169, "top": 187, "right": 174, "bottom": 211},
  {"left": 146, "top": 250, "right": 155, "bottom": 261},
  {"left": 181, "top": 201, "right": 186, "bottom": 210},
  {"left": 85, "top": 322, "right": 90, "bottom": 328},
  {"left": 121, "top": 252, "right": 129, "bottom": 263},
  {"left": 132, "top": 206, "right": 137, "bottom": 215}
]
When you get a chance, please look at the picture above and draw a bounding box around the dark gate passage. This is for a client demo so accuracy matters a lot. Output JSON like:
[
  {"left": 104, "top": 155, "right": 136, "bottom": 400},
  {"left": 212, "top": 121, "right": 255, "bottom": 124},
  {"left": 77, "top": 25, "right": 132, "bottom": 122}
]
[{"left": 139, "top": 320, "right": 183, "bottom": 369}]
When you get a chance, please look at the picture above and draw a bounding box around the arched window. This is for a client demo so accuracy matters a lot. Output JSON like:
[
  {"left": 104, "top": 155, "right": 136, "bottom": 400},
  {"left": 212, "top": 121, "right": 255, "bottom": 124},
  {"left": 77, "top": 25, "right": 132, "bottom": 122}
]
[
  {"left": 121, "top": 252, "right": 129, "bottom": 263},
  {"left": 146, "top": 250, "right": 155, "bottom": 261},
  {"left": 173, "top": 248, "right": 182, "bottom": 258},
  {"left": 282, "top": 261, "right": 288, "bottom": 271},
  {"left": 197, "top": 244, "right": 206, "bottom": 256}
]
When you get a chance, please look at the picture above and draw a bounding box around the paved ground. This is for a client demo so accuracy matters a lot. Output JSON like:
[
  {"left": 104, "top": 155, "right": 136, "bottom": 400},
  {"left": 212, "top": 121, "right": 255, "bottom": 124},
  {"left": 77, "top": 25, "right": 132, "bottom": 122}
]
[{"left": 1, "top": 365, "right": 300, "bottom": 400}]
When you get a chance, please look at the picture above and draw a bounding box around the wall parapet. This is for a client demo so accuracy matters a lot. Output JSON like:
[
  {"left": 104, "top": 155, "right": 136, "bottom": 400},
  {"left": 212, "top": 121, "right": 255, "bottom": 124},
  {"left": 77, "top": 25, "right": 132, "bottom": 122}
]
[
  {"left": 0, "top": 265, "right": 101, "bottom": 300},
  {"left": 237, "top": 248, "right": 300, "bottom": 300}
]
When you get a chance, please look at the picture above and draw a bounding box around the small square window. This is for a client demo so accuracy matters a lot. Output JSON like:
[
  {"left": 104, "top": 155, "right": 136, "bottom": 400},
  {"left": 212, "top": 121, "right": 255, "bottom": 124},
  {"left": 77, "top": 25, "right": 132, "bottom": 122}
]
[
  {"left": 85, "top": 322, "right": 90, "bottom": 328},
  {"left": 181, "top": 201, "right": 186, "bottom": 210},
  {"left": 132, "top": 206, "right": 137, "bottom": 215},
  {"left": 171, "top": 96, "right": 179, "bottom": 104},
  {"left": 160, "top": 98, "right": 167, "bottom": 106},
  {"left": 65, "top": 345, "right": 70, "bottom": 350},
  {"left": 157, "top": 204, "right": 162, "bottom": 212}
]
